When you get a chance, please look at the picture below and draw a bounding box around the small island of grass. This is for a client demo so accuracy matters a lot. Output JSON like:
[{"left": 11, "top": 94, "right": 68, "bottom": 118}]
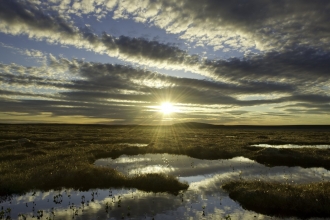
[{"left": 223, "top": 180, "right": 330, "bottom": 218}]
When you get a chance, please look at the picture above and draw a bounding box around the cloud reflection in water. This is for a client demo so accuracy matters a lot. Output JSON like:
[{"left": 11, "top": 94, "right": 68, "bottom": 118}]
[{"left": 2, "top": 154, "right": 329, "bottom": 219}]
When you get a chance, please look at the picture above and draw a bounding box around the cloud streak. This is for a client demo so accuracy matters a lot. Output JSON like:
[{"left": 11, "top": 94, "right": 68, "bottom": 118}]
[
  {"left": 35, "top": 0, "right": 330, "bottom": 52},
  {"left": 1, "top": 57, "right": 329, "bottom": 124},
  {"left": 1, "top": 0, "right": 329, "bottom": 86}
]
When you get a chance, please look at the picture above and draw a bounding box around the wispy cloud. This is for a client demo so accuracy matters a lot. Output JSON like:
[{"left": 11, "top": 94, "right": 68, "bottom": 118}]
[
  {"left": 0, "top": 42, "right": 47, "bottom": 63},
  {"left": 30, "top": 0, "right": 330, "bottom": 52},
  {"left": 1, "top": 56, "right": 329, "bottom": 124}
]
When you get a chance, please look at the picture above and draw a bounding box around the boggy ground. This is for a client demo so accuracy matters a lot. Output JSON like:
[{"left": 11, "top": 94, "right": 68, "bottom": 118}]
[
  {"left": 223, "top": 180, "right": 330, "bottom": 218},
  {"left": 1, "top": 124, "right": 330, "bottom": 217}
]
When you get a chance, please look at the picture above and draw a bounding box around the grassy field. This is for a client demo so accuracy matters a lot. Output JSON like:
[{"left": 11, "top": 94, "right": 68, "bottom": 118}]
[
  {"left": 223, "top": 180, "right": 330, "bottom": 218},
  {"left": 1, "top": 124, "right": 330, "bottom": 217}
]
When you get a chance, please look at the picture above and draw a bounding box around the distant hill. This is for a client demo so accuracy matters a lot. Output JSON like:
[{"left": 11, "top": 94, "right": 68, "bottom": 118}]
[{"left": 172, "top": 122, "right": 222, "bottom": 128}]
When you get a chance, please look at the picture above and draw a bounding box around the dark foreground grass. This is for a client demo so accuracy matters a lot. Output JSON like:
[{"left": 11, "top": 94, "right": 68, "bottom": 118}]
[
  {"left": 0, "top": 124, "right": 330, "bottom": 200},
  {"left": 0, "top": 148, "right": 188, "bottom": 197},
  {"left": 223, "top": 180, "right": 330, "bottom": 218},
  {"left": 0, "top": 165, "right": 188, "bottom": 197}
]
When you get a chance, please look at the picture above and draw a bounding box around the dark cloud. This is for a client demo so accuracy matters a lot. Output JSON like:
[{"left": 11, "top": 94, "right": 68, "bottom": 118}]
[
  {"left": 0, "top": 0, "right": 197, "bottom": 69},
  {"left": 102, "top": 34, "right": 197, "bottom": 65},
  {"left": 54, "top": 0, "right": 329, "bottom": 52},
  {"left": 49, "top": 58, "right": 297, "bottom": 95},
  {"left": 204, "top": 0, "right": 330, "bottom": 50},
  {"left": 0, "top": 59, "right": 298, "bottom": 104},
  {"left": 1, "top": 0, "right": 329, "bottom": 86},
  {"left": 0, "top": 0, "right": 77, "bottom": 37},
  {"left": 282, "top": 94, "right": 330, "bottom": 104},
  {"left": 200, "top": 47, "right": 330, "bottom": 87},
  {"left": 1, "top": 58, "right": 328, "bottom": 110},
  {"left": 0, "top": 98, "right": 144, "bottom": 120},
  {"left": 119, "top": 0, "right": 330, "bottom": 51},
  {"left": 0, "top": 89, "right": 52, "bottom": 99},
  {"left": 275, "top": 102, "right": 330, "bottom": 115},
  {"left": 168, "top": 78, "right": 296, "bottom": 95},
  {"left": 0, "top": 57, "right": 328, "bottom": 123}
]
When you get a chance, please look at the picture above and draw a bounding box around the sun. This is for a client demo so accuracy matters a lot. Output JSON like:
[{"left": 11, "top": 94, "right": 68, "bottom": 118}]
[{"left": 160, "top": 102, "right": 174, "bottom": 114}]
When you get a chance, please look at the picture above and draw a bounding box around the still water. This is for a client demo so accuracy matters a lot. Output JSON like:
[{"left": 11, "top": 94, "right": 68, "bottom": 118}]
[
  {"left": 250, "top": 144, "right": 330, "bottom": 149},
  {"left": 2, "top": 154, "right": 329, "bottom": 220}
]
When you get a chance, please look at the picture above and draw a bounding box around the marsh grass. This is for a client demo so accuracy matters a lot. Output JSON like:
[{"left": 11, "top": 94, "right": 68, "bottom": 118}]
[
  {"left": 0, "top": 124, "right": 330, "bottom": 199},
  {"left": 223, "top": 180, "right": 330, "bottom": 218},
  {"left": 0, "top": 151, "right": 188, "bottom": 197}
]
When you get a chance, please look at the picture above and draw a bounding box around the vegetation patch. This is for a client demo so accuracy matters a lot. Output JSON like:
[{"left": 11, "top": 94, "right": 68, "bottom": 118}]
[
  {"left": 0, "top": 163, "right": 188, "bottom": 198},
  {"left": 250, "top": 147, "right": 330, "bottom": 169},
  {"left": 223, "top": 180, "right": 330, "bottom": 218}
]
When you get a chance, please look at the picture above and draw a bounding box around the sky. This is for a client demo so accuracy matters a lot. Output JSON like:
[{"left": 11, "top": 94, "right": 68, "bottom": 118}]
[{"left": 0, "top": 0, "right": 329, "bottom": 125}]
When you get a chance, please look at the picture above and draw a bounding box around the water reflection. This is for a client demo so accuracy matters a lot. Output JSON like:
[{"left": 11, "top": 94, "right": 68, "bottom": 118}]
[
  {"left": 2, "top": 154, "right": 329, "bottom": 219},
  {"left": 0, "top": 187, "right": 277, "bottom": 220},
  {"left": 95, "top": 154, "right": 330, "bottom": 184},
  {"left": 117, "top": 143, "right": 149, "bottom": 147},
  {"left": 251, "top": 144, "right": 330, "bottom": 149}
]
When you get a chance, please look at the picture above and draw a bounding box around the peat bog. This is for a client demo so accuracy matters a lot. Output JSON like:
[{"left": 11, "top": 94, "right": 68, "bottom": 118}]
[{"left": 1, "top": 124, "right": 330, "bottom": 219}]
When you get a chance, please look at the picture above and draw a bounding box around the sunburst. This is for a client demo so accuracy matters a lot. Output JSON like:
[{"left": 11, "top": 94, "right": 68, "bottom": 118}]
[{"left": 160, "top": 102, "right": 174, "bottom": 114}]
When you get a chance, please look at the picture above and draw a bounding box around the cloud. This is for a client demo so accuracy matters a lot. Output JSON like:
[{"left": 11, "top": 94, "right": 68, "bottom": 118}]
[
  {"left": 48, "top": 57, "right": 301, "bottom": 98},
  {"left": 0, "top": 1, "right": 203, "bottom": 76},
  {"left": 200, "top": 47, "right": 330, "bottom": 95},
  {"left": 1, "top": 0, "right": 329, "bottom": 91},
  {"left": 276, "top": 104, "right": 330, "bottom": 116},
  {"left": 122, "top": 0, "right": 330, "bottom": 51},
  {"left": 2, "top": 56, "right": 328, "bottom": 102},
  {"left": 0, "top": 89, "right": 53, "bottom": 99},
  {"left": 0, "top": 0, "right": 97, "bottom": 56},
  {"left": 0, "top": 42, "right": 47, "bottom": 63},
  {"left": 31, "top": 0, "right": 330, "bottom": 52},
  {"left": 1, "top": 57, "right": 329, "bottom": 123}
]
